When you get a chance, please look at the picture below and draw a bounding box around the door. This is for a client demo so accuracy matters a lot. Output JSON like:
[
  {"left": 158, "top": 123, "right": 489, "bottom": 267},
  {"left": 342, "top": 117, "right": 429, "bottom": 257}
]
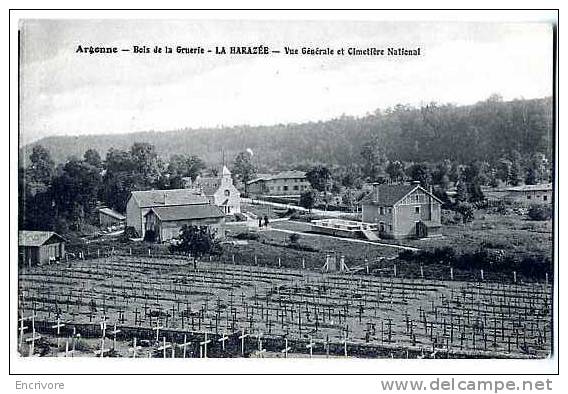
[{"left": 415, "top": 221, "right": 428, "bottom": 238}]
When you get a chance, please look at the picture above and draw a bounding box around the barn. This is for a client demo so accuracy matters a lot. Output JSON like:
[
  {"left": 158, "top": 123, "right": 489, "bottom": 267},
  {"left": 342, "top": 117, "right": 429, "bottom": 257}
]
[
  {"left": 98, "top": 207, "right": 126, "bottom": 229},
  {"left": 144, "top": 204, "right": 226, "bottom": 242},
  {"left": 361, "top": 182, "right": 443, "bottom": 239},
  {"left": 18, "top": 231, "right": 66, "bottom": 266},
  {"left": 126, "top": 189, "right": 210, "bottom": 238}
]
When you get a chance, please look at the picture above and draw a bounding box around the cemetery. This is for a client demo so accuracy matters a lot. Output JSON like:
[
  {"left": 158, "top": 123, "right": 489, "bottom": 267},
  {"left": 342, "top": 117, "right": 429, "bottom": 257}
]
[{"left": 17, "top": 251, "right": 552, "bottom": 359}]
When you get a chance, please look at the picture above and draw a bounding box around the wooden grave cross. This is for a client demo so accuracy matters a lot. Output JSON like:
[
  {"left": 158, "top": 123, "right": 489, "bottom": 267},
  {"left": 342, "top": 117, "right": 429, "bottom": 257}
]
[
  {"left": 306, "top": 335, "right": 315, "bottom": 358},
  {"left": 239, "top": 329, "right": 249, "bottom": 356},
  {"left": 158, "top": 336, "right": 172, "bottom": 359},
  {"left": 257, "top": 332, "right": 266, "bottom": 357},
  {"left": 218, "top": 331, "right": 229, "bottom": 351},
  {"left": 179, "top": 334, "right": 192, "bottom": 358},
  {"left": 281, "top": 337, "right": 292, "bottom": 358},
  {"left": 199, "top": 332, "right": 212, "bottom": 358},
  {"left": 18, "top": 314, "right": 29, "bottom": 349},
  {"left": 152, "top": 320, "right": 164, "bottom": 343},
  {"left": 109, "top": 324, "right": 121, "bottom": 350},
  {"left": 94, "top": 337, "right": 110, "bottom": 357}
]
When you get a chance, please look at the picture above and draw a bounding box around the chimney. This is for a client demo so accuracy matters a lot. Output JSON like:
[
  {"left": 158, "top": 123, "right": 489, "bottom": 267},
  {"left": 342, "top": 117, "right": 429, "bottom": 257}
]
[
  {"left": 163, "top": 192, "right": 168, "bottom": 205},
  {"left": 372, "top": 182, "right": 380, "bottom": 202}
]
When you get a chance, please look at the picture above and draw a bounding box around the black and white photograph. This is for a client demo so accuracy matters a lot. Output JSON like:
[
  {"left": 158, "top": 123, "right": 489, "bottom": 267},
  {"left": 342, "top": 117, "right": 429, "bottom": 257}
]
[{"left": 9, "top": 9, "right": 558, "bottom": 382}]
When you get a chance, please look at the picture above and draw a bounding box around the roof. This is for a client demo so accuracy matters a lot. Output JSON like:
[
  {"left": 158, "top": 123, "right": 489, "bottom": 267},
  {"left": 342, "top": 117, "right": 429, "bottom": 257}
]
[
  {"left": 19, "top": 231, "right": 65, "bottom": 247},
  {"left": 247, "top": 170, "right": 306, "bottom": 184},
  {"left": 360, "top": 183, "right": 443, "bottom": 206},
  {"left": 98, "top": 207, "right": 126, "bottom": 220},
  {"left": 145, "top": 204, "right": 225, "bottom": 222},
  {"left": 507, "top": 183, "right": 552, "bottom": 193},
  {"left": 130, "top": 189, "right": 209, "bottom": 208},
  {"left": 221, "top": 165, "right": 231, "bottom": 176}
]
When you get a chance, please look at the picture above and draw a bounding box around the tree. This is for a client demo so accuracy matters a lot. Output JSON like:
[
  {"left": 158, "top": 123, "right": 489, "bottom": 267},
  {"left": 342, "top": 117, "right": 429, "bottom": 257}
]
[
  {"left": 27, "top": 145, "right": 55, "bottom": 185},
  {"left": 406, "top": 163, "right": 432, "bottom": 188},
  {"left": 306, "top": 165, "right": 332, "bottom": 192},
  {"left": 385, "top": 160, "right": 405, "bottom": 183},
  {"left": 168, "top": 154, "right": 206, "bottom": 181},
  {"left": 130, "top": 142, "right": 164, "bottom": 184},
  {"left": 496, "top": 158, "right": 512, "bottom": 184},
  {"left": 455, "top": 180, "right": 469, "bottom": 203},
  {"left": 299, "top": 190, "right": 317, "bottom": 212},
  {"left": 509, "top": 150, "right": 523, "bottom": 186},
  {"left": 51, "top": 157, "right": 102, "bottom": 230},
  {"left": 232, "top": 151, "right": 257, "bottom": 195},
  {"left": 171, "top": 225, "right": 221, "bottom": 257},
  {"left": 360, "top": 142, "right": 387, "bottom": 181},
  {"left": 84, "top": 149, "right": 102, "bottom": 169}
]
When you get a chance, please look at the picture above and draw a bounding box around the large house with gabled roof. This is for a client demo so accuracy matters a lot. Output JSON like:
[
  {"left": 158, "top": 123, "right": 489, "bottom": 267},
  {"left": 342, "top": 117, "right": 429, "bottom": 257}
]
[
  {"left": 361, "top": 182, "right": 443, "bottom": 239},
  {"left": 247, "top": 170, "right": 310, "bottom": 196}
]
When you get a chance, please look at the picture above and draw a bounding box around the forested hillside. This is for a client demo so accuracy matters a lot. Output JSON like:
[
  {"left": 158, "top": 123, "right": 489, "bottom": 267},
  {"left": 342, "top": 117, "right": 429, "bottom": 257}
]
[{"left": 21, "top": 96, "right": 553, "bottom": 171}]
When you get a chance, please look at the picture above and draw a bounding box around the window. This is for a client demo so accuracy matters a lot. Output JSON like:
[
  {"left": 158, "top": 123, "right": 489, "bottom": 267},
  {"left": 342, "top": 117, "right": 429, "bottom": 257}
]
[
  {"left": 544, "top": 195, "right": 548, "bottom": 201},
  {"left": 388, "top": 207, "right": 392, "bottom": 214},
  {"left": 293, "top": 185, "right": 299, "bottom": 191},
  {"left": 527, "top": 195, "right": 531, "bottom": 200},
  {"left": 415, "top": 194, "right": 419, "bottom": 202},
  {"left": 224, "top": 189, "right": 230, "bottom": 197},
  {"left": 283, "top": 185, "right": 289, "bottom": 191},
  {"left": 415, "top": 206, "right": 420, "bottom": 214},
  {"left": 379, "top": 207, "right": 384, "bottom": 215},
  {"left": 379, "top": 222, "right": 385, "bottom": 232},
  {"left": 388, "top": 224, "right": 392, "bottom": 232}
]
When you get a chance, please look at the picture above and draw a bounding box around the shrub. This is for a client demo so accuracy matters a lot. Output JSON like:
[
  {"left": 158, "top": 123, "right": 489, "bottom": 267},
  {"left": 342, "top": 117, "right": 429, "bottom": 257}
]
[
  {"left": 234, "top": 231, "right": 260, "bottom": 241},
  {"left": 289, "top": 233, "right": 301, "bottom": 245},
  {"left": 454, "top": 202, "right": 475, "bottom": 223},
  {"left": 527, "top": 205, "right": 553, "bottom": 221}
]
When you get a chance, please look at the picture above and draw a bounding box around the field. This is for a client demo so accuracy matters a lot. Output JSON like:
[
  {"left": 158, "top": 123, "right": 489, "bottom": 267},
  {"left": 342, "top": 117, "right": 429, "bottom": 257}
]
[{"left": 17, "top": 254, "right": 551, "bottom": 359}]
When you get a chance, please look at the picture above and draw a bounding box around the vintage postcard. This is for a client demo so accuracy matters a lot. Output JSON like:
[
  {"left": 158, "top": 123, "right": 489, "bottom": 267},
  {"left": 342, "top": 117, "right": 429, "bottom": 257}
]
[{"left": 10, "top": 10, "right": 558, "bottom": 378}]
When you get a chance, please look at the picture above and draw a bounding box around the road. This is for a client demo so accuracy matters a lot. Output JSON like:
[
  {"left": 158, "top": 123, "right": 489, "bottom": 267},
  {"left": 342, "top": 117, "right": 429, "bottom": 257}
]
[{"left": 241, "top": 197, "right": 358, "bottom": 218}]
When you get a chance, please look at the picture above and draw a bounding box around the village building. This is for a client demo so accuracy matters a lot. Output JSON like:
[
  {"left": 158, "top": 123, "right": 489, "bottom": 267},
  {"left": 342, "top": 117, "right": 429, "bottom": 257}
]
[
  {"left": 98, "top": 207, "right": 126, "bottom": 229},
  {"left": 126, "top": 189, "right": 211, "bottom": 238},
  {"left": 18, "top": 231, "right": 66, "bottom": 266},
  {"left": 504, "top": 183, "right": 552, "bottom": 205},
  {"left": 247, "top": 170, "right": 310, "bottom": 196},
  {"left": 144, "top": 204, "right": 226, "bottom": 243},
  {"left": 361, "top": 182, "right": 443, "bottom": 239},
  {"left": 193, "top": 166, "right": 241, "bottom": 215}
]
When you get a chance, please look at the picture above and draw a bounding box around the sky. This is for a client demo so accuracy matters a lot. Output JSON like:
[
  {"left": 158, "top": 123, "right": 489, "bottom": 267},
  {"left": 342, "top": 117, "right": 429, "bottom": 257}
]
[{"left": 19, "top": 19, "right": 554, "bottom": 145}]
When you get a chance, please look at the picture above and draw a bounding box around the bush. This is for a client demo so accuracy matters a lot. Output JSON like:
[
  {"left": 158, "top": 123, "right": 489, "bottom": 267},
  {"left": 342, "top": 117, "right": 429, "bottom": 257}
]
[
  {"left": 454, "top": 202, "right": 475, "bottom": 223},
  {"left": 289, "top": 233, "right": 301, "bottom": 244},
  {"left": 123, "top": 226, "right": 138, "bottom": 239},
  {"left": 441, "top": 209, "right": 462, "bottom": 225},
  {"left": 234, "top": 231, "right": 260, "bottom": 241},
  {"left": 527, "top": 205, "right": 553, "bottom": 221}
]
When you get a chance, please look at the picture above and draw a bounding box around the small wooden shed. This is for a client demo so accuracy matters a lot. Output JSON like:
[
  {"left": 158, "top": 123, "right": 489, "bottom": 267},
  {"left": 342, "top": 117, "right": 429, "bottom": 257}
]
[{"left": 18, "top": 231, "right": 66, "bottom": 266}]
